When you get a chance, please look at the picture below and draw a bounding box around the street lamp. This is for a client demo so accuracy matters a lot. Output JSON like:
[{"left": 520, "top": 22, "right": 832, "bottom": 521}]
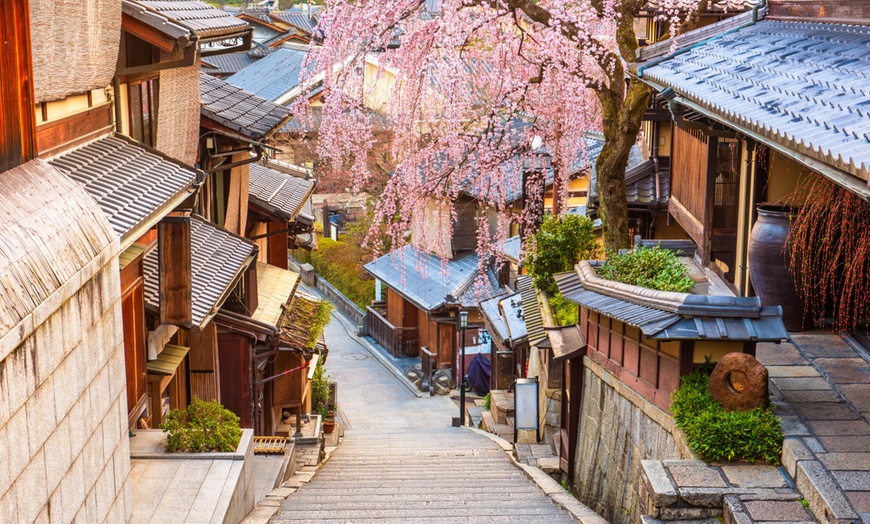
[{"left": 459, "top": 309, "right": 468, "bottom": 426}]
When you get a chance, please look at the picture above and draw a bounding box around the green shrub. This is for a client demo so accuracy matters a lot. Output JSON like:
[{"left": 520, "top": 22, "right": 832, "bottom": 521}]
[
  {"left": 160, "top": 398, "right": 242, "bottom": 453},
  {"left": 549, "top": 292, "right": 579, "bottom": 326},
  {"left": 598, "top": 247, "right": 694, "bottom": 292},
  {"left": 292, "top": 236, "right": 375, "bottom": 308},
  {"left": 526, "top": 214, "right": 600, "bottom": 296},
  {"left": 670, "top": 370, "right": 783, "bottom": 464},
  {"left": 483, "top": 392, "right": 491, "bottom": 411},
  {"left": 310, "top": 361, "right": 330, "bottom": 418}
]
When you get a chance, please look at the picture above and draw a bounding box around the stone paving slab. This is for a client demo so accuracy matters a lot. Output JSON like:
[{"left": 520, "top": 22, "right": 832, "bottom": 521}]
[{"left": 757, "top": 332, "right": 870, "bottom": 523}]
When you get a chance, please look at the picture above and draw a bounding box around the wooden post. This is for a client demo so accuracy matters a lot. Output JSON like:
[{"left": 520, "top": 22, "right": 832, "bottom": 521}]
[
  {"left": 159, "top": 214, "right": 192, "bottom": 326},
  {"left": 0, "top": 0, "right": 36, "bottom": 171}
]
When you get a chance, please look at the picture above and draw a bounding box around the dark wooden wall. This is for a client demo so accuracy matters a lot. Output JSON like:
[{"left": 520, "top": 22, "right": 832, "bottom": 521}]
[
  {"left": 218, "top": 332, "right": 253, "bottom": 428},
  {"left": 0, "top": 0, "right": 36, "bottom": 172},
  {"left": 769, "top": 1, "right": 870, "bottom": 23}
]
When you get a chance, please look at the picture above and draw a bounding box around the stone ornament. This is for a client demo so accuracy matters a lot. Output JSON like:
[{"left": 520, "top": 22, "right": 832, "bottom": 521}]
[{"left": 708, "top": 353, "right": 769, "bottom": 411}]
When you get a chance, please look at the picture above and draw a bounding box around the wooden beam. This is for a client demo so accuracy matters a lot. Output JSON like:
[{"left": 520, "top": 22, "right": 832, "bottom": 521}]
[
  {"left": 121, "top": 13, "right": 180, "bottom": 53},
  {"left": 159, "top": 214, "right": 192, "bottom": 326},
  {"left": 668, "top": 196, "right": 704, "bottom": 247},
  {"left": 36, "top": 104, "right": 113, "bottom": 158}
]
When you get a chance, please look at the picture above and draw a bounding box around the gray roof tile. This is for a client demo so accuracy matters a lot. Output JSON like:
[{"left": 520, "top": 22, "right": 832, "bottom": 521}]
[
  {"left": 201, "top": 73, "right": 292, "bottom": 140},
  {"left": 501, "top": 236, "right": 522, "bottom": 264},
  {"left": 202, "top": 48, "right": 268, "bottom": 75},
  {"left": 248, "top": 163, "right": 315, "bottom": 221},
  {"left": 49, "top": 135, "right": 197, "bottom": 239},
  {"left": 129, "top": 0, "right": 251, "bottom": 39},
  {"left": 143, "top": 215, "right": 257, "bottom": 330},
  {"left": 270, "top": 12, "right": 317, "bottom": 33},
  {"left": 479, "top": 295, "right": 510, "bottom": 342},
  {"left": 364, "top": 246, "right": 502, "bottom": 311},
  {"left": 643, "top": 20, "right": 870, "bottom": 182},
  {"left": 227, "top": 47, "right": 308, "bottom": 102}
]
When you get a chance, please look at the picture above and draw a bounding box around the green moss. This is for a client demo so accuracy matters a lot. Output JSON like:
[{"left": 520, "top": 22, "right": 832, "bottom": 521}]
[
  {"left": 549, "top": 293, "right": 579, "bottom": 326},
  {"left": 670, "top": 370, "right": 783, "bottom": 464},
  {"left": 598, "top": 246, "right": 694, "bottom": 293},
  {"left": 160, "top": 399, "right": 242, "bottom": 453}
]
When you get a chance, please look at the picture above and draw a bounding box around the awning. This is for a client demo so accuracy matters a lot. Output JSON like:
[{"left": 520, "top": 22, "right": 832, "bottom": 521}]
[
  {"left": 546, "top": 325, "right": 587, "bottom": 363},
  {"left": 143, "top": 215, "right": 258, "bottom": 332},
  {"left": 201, "top": 73, "right": 293, "bottom": 141},
  {"left": 49, "top": 134, "right": 198, "bottom": 249},
  {"left": 248, "top": 163, "right": 316, "bottom": 222},
  {"left": 251, "top": 262, "right": 301, "bottom": 327},
  {"left": 147, "top": 344, "right": 190, "bottom": 375},
  {"left": 122, "top": 0, "right": 252, "bottom": 44}
]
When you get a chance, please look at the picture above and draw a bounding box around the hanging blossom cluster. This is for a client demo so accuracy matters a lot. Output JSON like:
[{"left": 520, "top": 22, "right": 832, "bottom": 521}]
[{"left": 294, "top": 0, "right": 702, "bottom": 285}]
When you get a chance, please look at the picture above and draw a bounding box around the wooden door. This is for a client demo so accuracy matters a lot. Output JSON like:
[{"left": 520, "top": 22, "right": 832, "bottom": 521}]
[
  {"left": 122, "top": 279, "right": 147, "bottom": 420},
  {"left": 218, "top": 333, "right": 253, "bottom": 428},
  {"left": 560, "top": 358, "right": 582, "bottom": 480}
]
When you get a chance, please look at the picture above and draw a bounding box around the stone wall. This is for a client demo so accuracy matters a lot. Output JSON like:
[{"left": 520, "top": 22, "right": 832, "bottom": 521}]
[
  {"left": 0, "top": 259, "right": 130, "bottom": 522},
  {"left": 572, "top": 356, "right": 694, "bottom": 524}
]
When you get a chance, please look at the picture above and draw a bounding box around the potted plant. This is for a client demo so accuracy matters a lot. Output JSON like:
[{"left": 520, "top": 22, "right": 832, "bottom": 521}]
[{"left": 322, "top": 409, "right": 337, "bottom": 434}]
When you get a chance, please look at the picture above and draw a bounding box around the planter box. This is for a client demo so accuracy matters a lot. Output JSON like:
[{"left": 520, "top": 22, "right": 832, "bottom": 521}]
[{"left": 129, "top": 429, "right": 256, "bottom": 523}]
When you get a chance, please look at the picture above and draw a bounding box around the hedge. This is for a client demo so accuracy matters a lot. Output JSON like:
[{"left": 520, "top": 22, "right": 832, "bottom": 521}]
[{"left": 293, "top": 236, "right": 375, "bottom": 308}]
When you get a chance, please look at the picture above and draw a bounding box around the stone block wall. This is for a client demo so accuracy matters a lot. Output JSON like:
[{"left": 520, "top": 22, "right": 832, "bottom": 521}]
[
  {"left": 572, "top": 356, "right": 694, "bottom": 524},
  {"left": 0, "top": 258, "right": 131, "bottom": 522}
]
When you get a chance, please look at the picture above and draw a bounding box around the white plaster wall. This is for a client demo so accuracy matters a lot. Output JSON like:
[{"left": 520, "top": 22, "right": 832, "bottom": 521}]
[{"left": 0, "top": 259, "right": 131, "bottom": 523}]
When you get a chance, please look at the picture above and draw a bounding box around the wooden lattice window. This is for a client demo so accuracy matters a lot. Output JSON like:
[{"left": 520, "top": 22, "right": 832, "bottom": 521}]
[{"left": 713, "top": 141, "right": 740, "bottom": 233}]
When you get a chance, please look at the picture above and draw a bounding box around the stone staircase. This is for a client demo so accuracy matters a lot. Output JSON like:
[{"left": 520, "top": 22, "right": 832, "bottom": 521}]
[
  {"left": 639, "top": 460, "right": 817, "bottom": 523},
  {"left": 272, "top": 427, "right": 577, "bottom": 523}
]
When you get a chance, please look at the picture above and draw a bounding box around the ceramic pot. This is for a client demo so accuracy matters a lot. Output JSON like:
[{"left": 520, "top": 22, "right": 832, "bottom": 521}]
[{"left": 748, "top": 205, "right": 807, "bottom": 331}]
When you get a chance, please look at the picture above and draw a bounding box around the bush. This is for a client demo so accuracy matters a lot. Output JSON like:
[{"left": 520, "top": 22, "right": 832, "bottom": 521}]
[
  {"left": 525, "top": 214, "right": 600, "bottom": 296},
  {"left": 670, "top": 370, "right": 783, "bottom": 464},
  {"left": 549, "top": 292, "right": 579, "bottom": 326},
  {"left": 293, "top": 236, "right": 375, "bottom": 308},
  {"left": 597, "top": 246, "right": 694, "bottom": 292},
  {"left": 160, "top": 398, "right": 242, "bottom": 453},
  {"left": 310, "top": 361, "right": 330, "bottom": 418}
]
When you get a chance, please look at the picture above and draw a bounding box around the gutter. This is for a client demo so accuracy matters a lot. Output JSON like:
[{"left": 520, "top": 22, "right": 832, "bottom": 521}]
[{"left": 636, "top": 1, "right": 767, "bottom": 79}]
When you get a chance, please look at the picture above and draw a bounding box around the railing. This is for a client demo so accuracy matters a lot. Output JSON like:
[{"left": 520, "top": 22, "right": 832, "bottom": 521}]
[{"left": 365, "top": 306, "right": 420, "bottom": 358}]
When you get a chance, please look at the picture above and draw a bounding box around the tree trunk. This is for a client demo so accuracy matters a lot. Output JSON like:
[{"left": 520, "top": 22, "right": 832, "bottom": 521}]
[{"left": 596, "top": 78, "right": 651, "bottom": 253}]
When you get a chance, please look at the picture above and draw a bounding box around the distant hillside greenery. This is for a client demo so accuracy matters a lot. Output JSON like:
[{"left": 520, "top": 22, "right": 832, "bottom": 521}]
[{"left": 293, "top": 236, "right": 375, "bottom": 309}]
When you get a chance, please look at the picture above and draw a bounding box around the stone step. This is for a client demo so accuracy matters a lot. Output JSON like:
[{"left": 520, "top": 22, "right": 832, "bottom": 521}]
[
  {"left": 293, "top": 486, "right": 549, "bottom": 496},
  {"left": 273, "top": 506, "right": 570, "bottom": 520},
  {"left": 781, "top": 440, "right": 859, "bottom": 524},
  {"left": 292, "top": 480, "right": 545, "bottom": 489},
  {"left": 467, "top": 406, "right": 483, "bottom": 428},
  {"left": 491, "top": 390, "right": 515, "bottom": 425},
  {"left": 271, "top": 498, "right": 561, "bottom": 511},
  {"left": 272, "top": 514, "right": 575, "bottom": 524},
  {"left": 283, "top": 492, "right": 554, "bottom": 504},
  {"left": 723, "top": 493, "right": 816, "bottom": 524},
  {"left": 640, "top": 517, "right": 722, "bottom": 524}
]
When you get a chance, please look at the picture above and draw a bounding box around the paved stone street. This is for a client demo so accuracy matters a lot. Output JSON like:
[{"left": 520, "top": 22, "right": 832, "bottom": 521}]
[{"left": 273, "top": 294, "right": 580, "bottom": 523}]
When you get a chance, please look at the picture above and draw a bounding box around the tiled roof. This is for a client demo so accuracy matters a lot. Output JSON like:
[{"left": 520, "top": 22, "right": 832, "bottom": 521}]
[
  {"left": 501, "top": 293, "right": 528, "bottom": 343},
  {"left": 479, "top": 295, "right": 510, "bottom": 343},
  {"left": 226, "top": 47, "right": 308, "bottom": 102},
  {"left": 248, "top": 163, "right": 316, "bottom": 221},
  {"left": 269, "top": 12, "right": 316, "bottom": 33},
  {"left": 143, "top": 215, "right": 257, "bottom": 330},
  {"left": 501, "top": 236, "right": 522, "bottom": 264},
  {"left": 202, "top": 51, "right": 261, "bottom": 76},
  {"left": 642, "top": 20, "right": 870, "bottom": 183},
  {"left": 364, "top": 245, "right": 502, "bottom": 312},
  {"left": 200, "top": 73, "right": 292, "bottom": 140},
  {"left": 49, "top": 135, "right": 197, "bottom": 241},
  {"left": 636, "top": 8, "right": 765, "bottom": 62},
  {"left": 263, "top": 28, "right": 308, "bottom": 47},
  {"left": 518, "top": 276, "right": 547, "bottom": 347},
  {"left": 554, "top": 269, "right": 788, "bottom": 341},
  {"left": 126, "top": 0, "right": 251, "bottom": 39},
  {"left": 278, "top": 290, "right": 326, "bottom": 349},
  {"left": 589, "top": 157, "right": 669, "bottom": 208}
]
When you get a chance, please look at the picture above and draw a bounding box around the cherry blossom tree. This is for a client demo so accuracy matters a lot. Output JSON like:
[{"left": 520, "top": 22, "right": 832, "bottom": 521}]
[{"left": 295, "top": 0, "right": 722, "bottom": 255}]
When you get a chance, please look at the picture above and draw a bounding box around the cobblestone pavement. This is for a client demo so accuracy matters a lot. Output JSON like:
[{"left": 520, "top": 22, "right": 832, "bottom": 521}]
[{"left": 274, "top": 290, "right": 579, "bottom": 523}]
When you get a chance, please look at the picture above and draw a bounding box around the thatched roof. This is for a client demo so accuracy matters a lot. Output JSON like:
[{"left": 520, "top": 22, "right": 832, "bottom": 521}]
[{"left": 0, "top": 160, "right": 117, "bottom": 358}]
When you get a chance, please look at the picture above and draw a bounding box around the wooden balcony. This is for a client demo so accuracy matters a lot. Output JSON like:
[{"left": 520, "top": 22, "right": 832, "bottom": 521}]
[{"left": 365, "top": 304, "right": 420, "bottom": 358}]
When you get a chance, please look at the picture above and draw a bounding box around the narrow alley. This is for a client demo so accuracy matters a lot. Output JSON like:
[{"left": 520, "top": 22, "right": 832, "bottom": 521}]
[{"left": 271, "top": 290, "right": 580, "bottom": 523}]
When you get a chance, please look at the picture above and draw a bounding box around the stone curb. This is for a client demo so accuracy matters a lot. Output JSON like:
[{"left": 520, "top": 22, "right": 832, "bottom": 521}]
[
  {"left": 465, "top": 427, "right": 608, "bottom": 523},
  {"left": 307, "top": 285, "right": 423, "bottom": 399},
  {"left": 240, "top": 438, "right": 342, "bottom": 523}
]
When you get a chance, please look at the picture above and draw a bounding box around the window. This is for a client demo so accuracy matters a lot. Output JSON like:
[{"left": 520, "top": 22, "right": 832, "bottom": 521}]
[{"left": 129, "top": 77, "right": 158, "bottom": 147}]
